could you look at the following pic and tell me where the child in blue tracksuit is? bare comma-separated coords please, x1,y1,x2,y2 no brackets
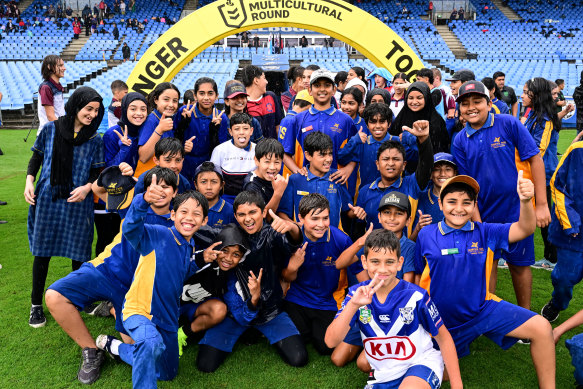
96,188,214,388
541,141,583,322
523,77,561,266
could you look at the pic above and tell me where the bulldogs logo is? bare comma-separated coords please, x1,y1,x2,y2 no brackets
399,307,414,324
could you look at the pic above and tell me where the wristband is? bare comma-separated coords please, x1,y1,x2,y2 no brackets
154,130,162,136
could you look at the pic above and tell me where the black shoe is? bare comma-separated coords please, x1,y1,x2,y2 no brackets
541,301,560,322
0,221,7,224
83,302,100,315
90,301,113,317
77,347,105,384
0,201,7,205
96,334,122,361
29,306,46,328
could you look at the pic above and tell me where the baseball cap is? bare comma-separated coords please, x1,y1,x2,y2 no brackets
456,80,490,103
224,81,248,99
378,191,410,216
295,89,314,104
445,69,476,82
216,224,250,261
309,69,335,86
193,161,223,181
433,152,456,168
96,166,136,212
439,175,480,200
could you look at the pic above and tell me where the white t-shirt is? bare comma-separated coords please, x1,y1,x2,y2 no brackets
210,140,256,197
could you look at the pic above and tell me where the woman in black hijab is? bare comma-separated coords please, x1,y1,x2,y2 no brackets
390,81,450,154
24,86,105,327
366,88,391,106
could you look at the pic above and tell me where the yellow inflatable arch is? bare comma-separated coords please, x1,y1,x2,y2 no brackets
127,0,424,95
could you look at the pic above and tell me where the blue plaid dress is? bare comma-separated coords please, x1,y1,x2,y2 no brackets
27,122,105,261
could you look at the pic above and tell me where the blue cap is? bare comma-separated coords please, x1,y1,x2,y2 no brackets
433,152,456,167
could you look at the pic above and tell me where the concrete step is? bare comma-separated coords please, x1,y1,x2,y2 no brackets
491,0,522,20
435,25,468,59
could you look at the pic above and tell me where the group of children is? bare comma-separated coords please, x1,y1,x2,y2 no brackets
25,54,583,388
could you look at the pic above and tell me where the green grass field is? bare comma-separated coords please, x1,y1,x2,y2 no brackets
0,129,581,388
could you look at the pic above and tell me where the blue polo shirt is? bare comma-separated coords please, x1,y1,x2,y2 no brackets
173,106,229,182
414,183,443,228
352,233,416,280
103,125,140,169
338,132,397,190
277,167,351,228
356,175,421,233
278,109,298,150
524,112,558,186
281,106,357,169
451,113,540,223
414,220,511,330
138,109,174,146
207,197,235,229
285,226,352,311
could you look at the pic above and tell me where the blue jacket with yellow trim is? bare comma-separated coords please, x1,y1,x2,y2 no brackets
549,141,583,251
525,112,559,186
121,194,205,331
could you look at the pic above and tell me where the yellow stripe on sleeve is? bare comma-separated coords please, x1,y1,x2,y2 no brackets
122,250,157,322
538,121,553,157
89,230,123,268
550,142,583,230
419,260,431,293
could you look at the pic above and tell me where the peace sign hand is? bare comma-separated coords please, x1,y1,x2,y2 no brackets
203,241,223,263
113,125,132,147
349,274,384,307
248,268,263,306
184,136,196,153
181,100,196,119
211,109,225,126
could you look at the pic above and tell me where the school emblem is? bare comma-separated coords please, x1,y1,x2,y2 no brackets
359,306,372,324
399,307,414,324
107,182,117,189
218,0,247,28
491,136,506,149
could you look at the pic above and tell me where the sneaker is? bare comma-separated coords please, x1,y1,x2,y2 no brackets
29,305,46,328
77,347,105,384
83,302,100,315
96,334,121,361
90,301,113,317
517,338,530,345
178,327,188,357
497,259,508,268
541,300,560,322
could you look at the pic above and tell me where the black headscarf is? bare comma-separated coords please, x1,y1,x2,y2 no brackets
51,86,104,199
366,88,391,105
118,92,148,138
389,81,450,153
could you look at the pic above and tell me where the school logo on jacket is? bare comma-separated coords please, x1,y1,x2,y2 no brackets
218,0,247,28
399,307,414,324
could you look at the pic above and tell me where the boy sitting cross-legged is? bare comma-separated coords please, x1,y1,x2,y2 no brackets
414,174,555,388
325,229,462,389
196,191,308,372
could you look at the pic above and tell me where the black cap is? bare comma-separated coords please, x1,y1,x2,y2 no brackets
96,166,136,212
456,80,490,102
216,224,250,262
378,191,410,216
445,69,476,82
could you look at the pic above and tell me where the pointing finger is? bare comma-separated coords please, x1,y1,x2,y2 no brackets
113,129,123,140
187,136,196,142
268,209,277,219
256,268,263,283
300,242,308,252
